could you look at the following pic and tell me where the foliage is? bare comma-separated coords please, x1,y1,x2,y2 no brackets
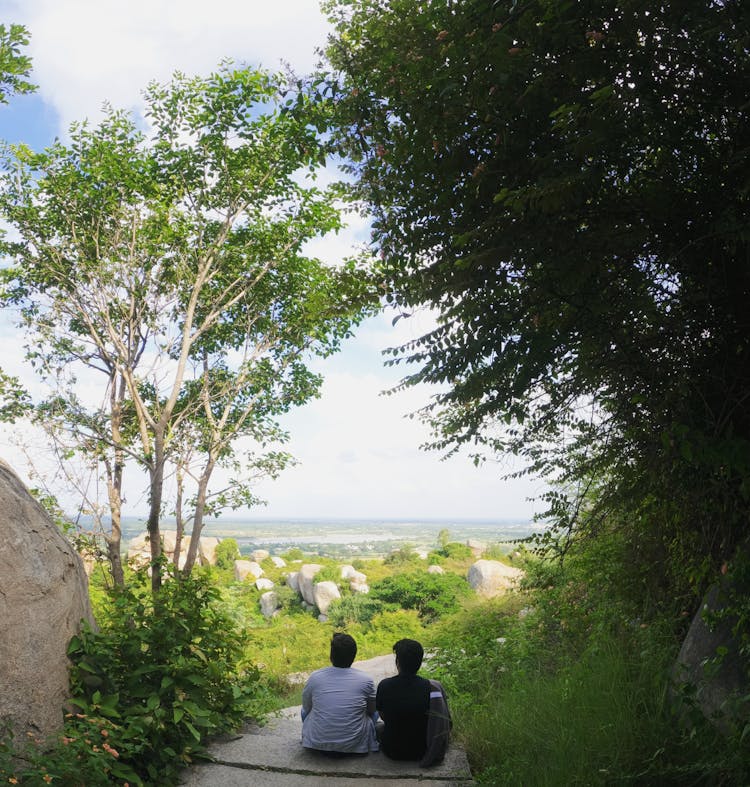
66,564,271,785
369,570,471,622
438,542,472,561
0,23,34,104
426,530,749,785
0,63,376,587
214,538,240,570
326,593,389,628
382,544,421,566
0,714,140,786
322,0,750,595
280,547,305,562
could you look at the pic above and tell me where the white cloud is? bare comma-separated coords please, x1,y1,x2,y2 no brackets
0,0,542,521
6,0,332,132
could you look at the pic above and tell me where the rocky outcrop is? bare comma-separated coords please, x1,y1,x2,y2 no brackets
255,578,274,591
271,556,286,568
0,461,95,740
468,559,524,597
313,581,341,615
298,564,322,605
251,549,270,562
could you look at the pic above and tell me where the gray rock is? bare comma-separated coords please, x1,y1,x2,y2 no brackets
298,564,322,605
340,564,357,579
0,461,95,741
427,564,445,575
251,549,270,562
271,556,286,568
234,560,264,581
468,559,524,597
260,591,280,618
286,571,300,593
350,581,370,594
674,576,750,731
313,580,341,615
255,578,275,591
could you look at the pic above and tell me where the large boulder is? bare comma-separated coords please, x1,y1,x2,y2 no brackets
198,536,219,566
313,581,341,615
674,577,750,731
298,564,323,605
468,559,524,597
286,571,300,593
255,578,274,591
0,462,95,740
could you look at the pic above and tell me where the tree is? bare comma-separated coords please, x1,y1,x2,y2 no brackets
322,0,750,586
0,65,375,588
0,23,34,104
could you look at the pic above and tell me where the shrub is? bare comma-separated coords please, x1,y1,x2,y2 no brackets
327,594,389,628
66,562,270,785
440,542,473,561
369,571,471,621
383,544,421,566
214,538,240,570
281,547,304,562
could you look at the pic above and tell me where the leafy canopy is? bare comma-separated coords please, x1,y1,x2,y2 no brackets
322,0,750,573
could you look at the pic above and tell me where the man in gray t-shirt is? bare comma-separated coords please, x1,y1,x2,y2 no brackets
301,633,379,754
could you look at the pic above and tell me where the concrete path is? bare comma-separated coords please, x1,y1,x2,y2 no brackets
180,655,474,786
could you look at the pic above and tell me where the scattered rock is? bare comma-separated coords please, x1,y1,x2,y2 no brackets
260,591,280,618
466,539,484,558
313,580,341,615
234,560,264,581
298,564,323,605
0,461,95,740
468,559,524,597
318,614,329,623
427,564,445,575
256,578,274,591
271,556,286,568
251,549,270,562
350,581,370,594
340,564,357,580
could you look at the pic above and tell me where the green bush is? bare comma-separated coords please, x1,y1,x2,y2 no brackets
369,570,471,621
66,563,270,785
280,547,304,562
440,542,473,561
383,544,421,566
327,594,390,628
214,538,240,570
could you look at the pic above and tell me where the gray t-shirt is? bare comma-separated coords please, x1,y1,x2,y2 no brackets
301,665,378,753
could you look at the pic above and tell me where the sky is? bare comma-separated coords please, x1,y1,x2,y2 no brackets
0,0,543,521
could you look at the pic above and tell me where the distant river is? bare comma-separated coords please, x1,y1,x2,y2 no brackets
117,516,544,558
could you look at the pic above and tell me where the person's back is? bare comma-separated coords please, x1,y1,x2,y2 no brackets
377,638,441,761
376,669,431,760
301,633,378,754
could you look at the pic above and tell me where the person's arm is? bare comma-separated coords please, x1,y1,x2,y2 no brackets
302,678,313,717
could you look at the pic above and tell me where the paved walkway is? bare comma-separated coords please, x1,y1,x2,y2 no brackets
180,656,474,786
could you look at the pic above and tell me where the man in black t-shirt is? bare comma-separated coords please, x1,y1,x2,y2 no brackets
375,638,432,760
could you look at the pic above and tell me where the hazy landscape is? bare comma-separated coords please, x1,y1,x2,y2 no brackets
119,516,541,559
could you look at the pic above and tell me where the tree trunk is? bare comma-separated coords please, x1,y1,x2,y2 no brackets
173,466,184,571
182,455,216,574
147,433,166,593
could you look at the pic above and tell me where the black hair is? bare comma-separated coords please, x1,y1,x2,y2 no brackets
393,638,424,675
330,632,357,668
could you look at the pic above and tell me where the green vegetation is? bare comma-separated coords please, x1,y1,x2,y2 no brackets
0,23,35,104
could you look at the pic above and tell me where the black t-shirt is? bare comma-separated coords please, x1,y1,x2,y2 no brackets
376,673,431,760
